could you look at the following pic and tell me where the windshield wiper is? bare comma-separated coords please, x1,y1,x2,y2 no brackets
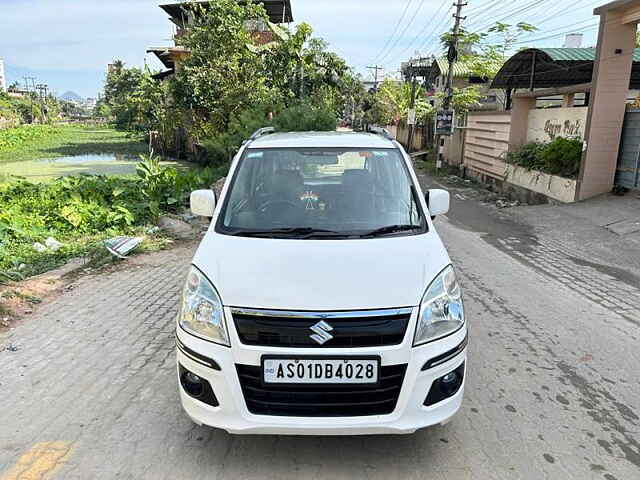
228,227,346,239
361,224,422,238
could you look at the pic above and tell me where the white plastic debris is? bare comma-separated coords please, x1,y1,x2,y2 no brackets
33,242,47,253
45,237,63,252
104,236,143,259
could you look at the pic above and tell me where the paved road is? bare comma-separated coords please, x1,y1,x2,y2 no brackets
1,179,639,479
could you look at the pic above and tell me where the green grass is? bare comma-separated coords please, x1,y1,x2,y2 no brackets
0,123,148,164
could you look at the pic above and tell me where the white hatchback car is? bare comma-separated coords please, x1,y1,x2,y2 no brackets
176,128,467,435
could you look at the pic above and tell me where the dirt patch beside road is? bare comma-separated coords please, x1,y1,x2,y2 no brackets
0,241,198,334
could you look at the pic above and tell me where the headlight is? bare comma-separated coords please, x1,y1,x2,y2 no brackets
178,266,229,346
414,265,464,346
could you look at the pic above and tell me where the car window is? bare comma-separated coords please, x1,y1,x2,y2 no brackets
216,147,426,239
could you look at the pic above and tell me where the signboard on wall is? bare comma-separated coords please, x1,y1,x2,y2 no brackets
526,107,589,142
435,110,454,136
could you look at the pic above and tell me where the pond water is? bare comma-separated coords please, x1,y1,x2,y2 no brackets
0,153,192,182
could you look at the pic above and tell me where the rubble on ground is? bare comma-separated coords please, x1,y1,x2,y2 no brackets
104,236,144,258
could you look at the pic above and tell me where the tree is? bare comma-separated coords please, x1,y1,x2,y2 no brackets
170,0,271,136
436,21,537,111
129,73,182,155
440,22,537,79
97,0,363,153
437,86,483,113
103,60,145,129
253,22,360,117
367,78,434,126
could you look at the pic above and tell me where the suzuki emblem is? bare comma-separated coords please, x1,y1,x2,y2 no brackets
310,321,334,345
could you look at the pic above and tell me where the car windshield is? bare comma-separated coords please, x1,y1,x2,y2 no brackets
216,147,426,238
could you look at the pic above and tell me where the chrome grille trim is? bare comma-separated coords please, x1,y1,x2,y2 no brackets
229,307,414,320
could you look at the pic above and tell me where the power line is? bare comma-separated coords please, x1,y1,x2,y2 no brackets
529,0,602,27
370,0,415,64
366,65,384,90
481,18,597,45
422,6,457,56
511,24,599,45
424,8,472,59
416,3,454,54
469,0,555,33
393,0,451,62
377,0,430,64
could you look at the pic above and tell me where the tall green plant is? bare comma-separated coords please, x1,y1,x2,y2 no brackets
136,153,222,217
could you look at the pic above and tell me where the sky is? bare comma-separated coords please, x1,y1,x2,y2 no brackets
0,0,602,99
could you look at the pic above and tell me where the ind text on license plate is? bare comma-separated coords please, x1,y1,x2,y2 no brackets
263,358,379,384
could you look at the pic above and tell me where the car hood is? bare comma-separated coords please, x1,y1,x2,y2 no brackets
192,231,451,311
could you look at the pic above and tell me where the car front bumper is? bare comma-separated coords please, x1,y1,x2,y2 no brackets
176,309,467,436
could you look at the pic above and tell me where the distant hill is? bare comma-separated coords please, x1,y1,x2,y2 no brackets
60,91,83,103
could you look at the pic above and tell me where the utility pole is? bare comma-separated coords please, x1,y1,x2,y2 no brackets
366,65,383,91
23,76,37,123
407,64,418,153
444,0,466,110
436,0,466,172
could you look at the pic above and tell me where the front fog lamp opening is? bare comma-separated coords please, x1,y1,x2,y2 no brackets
182,371,204,397
424,362,465,407
414,265,465,346
179,364,219,407
440,371,460,396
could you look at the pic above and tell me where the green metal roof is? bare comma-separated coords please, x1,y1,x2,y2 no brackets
538,48,598,62
538,47,640,62
434,57,474,77
433,57,503,78
491,47,640,89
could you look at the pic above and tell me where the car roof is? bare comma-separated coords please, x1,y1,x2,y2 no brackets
248,131,397,149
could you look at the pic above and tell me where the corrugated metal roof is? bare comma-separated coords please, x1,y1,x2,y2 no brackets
536,47,640,62
491,47,640,89
434,57,503,78
539,48,598,62
434,57,474,77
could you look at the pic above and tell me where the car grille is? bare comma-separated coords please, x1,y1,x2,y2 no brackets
236,364,407,417
231,307,412,348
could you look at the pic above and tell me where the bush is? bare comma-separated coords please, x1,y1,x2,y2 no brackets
0,125,60,153
506,142,545,171
0,159,226,280
507,137,582,179
201,101,337,167
202,104,274,166
539,137,583,178
273,102,337,132
136,153,224,218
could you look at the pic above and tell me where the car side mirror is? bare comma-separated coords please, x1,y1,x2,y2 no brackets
426,189,450,217
190,190,216,217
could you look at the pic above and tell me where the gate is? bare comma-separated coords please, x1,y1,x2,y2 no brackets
616,109,640,189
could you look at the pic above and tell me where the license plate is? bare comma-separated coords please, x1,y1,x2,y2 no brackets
262,358,379,384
